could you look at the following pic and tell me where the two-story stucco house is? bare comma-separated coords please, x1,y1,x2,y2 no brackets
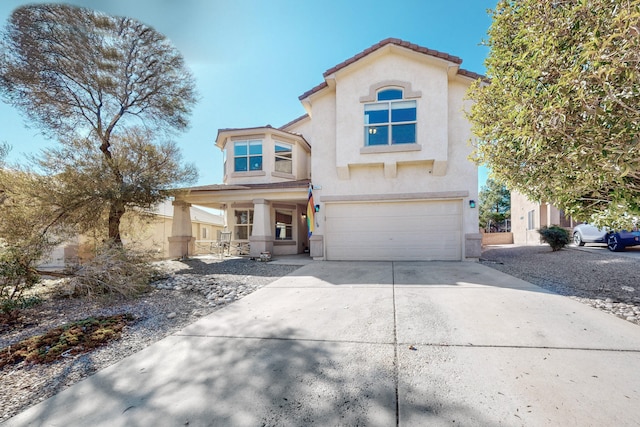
169,38,483,261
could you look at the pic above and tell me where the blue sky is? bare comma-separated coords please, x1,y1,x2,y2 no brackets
0,0,495,188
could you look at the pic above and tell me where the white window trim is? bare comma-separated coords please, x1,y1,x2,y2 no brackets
234,209,254,240
274,209,294,241
233,140,263,173
364,88,417,146
274,140,294,176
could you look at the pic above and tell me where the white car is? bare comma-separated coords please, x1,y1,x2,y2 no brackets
573,223,640,252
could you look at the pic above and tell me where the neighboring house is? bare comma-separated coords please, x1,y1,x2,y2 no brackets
39,200,224,268
170,38,483,261
132,200,225,258
511,190,577,245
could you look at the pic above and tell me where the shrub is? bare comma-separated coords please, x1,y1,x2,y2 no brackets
0,244,41,312
64,244,158,298
538,225,570,251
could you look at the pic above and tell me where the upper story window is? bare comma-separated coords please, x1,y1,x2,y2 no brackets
234,140,262,172
364,88,416,146
274,141,293,174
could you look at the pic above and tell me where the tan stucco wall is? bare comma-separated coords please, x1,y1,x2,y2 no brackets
511,190,576,246
334,52,449,171
511,191,542,245
303,48,479,259
39,211,223,268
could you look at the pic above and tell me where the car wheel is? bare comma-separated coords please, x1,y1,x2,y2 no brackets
607,233,625,252
573,232,585,246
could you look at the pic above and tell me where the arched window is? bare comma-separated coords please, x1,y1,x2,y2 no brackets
364,88,416,146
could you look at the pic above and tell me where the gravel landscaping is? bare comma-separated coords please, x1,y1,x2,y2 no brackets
1,246,638,422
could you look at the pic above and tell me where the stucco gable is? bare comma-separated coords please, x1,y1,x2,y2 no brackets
299,38,484,101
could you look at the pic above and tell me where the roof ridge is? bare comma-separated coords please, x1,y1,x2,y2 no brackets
300,38,471,100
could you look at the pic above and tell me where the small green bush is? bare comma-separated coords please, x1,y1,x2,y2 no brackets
0,245,41,312
538,225,570,251
0,295,43,313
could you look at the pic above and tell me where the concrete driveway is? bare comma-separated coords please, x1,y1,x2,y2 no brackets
6,261,640,426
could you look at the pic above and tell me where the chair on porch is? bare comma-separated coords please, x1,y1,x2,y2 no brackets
216,230,232,258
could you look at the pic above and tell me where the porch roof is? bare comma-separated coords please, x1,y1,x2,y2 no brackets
175,179,311,209
183,179,310,193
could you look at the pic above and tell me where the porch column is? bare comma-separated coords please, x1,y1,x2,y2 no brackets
249,198,273,257
168,200,195,258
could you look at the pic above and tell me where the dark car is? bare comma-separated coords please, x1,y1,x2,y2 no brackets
573,223,640,252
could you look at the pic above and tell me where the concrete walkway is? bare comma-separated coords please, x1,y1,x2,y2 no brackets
6,262,640,426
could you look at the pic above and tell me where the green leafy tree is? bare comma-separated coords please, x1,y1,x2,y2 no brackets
468,0,640,230
0,4,197,244
479,178,510,231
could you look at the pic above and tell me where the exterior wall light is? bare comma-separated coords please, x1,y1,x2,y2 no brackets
469,200,476,208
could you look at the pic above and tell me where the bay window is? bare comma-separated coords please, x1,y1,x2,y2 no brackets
274,142,293,174
234,140,262,172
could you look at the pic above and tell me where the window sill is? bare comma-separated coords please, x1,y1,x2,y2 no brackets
271,171,295,180
274,240,296,246
360,144,422,154
231,170,266,178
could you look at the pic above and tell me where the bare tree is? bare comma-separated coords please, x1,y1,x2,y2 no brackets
0,4,197,244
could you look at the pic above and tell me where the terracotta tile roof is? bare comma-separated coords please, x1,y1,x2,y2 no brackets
279,114,309,131
299,38,485,100
457,68,490,83
215,124,305,143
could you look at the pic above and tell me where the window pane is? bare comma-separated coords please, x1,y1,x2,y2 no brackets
392,124,416,144
365,107,389,124
234,157,247,172
249,142,262,155
275,211,293,240
377,89,403,101
365,125,389,145
249,155,262,171
275,142,292,153
234,142,247,156
275,225,293,240
236,226,248,240
391,101,416,122
275,157,292,173
235,210,248,224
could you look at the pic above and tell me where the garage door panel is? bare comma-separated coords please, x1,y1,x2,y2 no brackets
328,202,461,217
325,200,462,261
327,237,461,261
329,216,459,232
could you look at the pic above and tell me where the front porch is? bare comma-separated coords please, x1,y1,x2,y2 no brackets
169,180,311,259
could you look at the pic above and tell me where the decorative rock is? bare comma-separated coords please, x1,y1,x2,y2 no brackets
167,312,177,319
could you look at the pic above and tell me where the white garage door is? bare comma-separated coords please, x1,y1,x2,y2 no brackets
325,200,462,261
